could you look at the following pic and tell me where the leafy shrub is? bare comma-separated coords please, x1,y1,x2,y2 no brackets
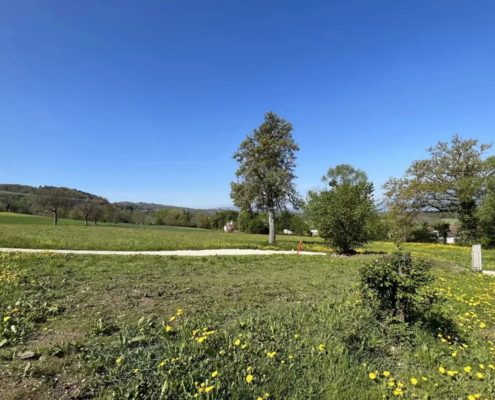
359,252,436,323
304,181,376,253
407,222,437,243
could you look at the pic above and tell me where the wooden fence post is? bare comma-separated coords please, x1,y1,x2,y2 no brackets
472,244,482,272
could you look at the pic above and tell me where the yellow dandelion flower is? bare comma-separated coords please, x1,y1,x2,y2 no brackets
447,371,455,376
476,372,483,379
134,369,139,373
319,344,325,351
177,309,183,316
169,316,175,322
3,316,10,322
362,363,367,367
264,394,270,398
369,373,377,379
197,336,207,343
246,375,253,383
468,396,475,400
383,371,390,377
474,395,482,399
205,386,214,393
192,329,199,336
479,364,485,369
212,371,218,378
235,339,241,346
247,366,252,372
422,377,427,381
388,382,395,387
439,367,446,374
294,334,299,338
242,344,247,349
116,358,122,364
489,365,495,370
201,383,206,388
267,352,276,358
464,366,472,374
410,378,418,385
452,352,457,357
166,326,172,332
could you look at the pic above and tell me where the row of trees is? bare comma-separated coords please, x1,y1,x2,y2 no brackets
229,111,495,252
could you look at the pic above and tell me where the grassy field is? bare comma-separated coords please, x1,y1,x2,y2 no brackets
1,252,495,399
1,212,495,270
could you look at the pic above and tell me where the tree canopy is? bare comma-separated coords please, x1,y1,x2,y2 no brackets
230,112,300,243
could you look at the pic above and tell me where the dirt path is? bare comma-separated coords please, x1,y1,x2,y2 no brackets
0,247,325,256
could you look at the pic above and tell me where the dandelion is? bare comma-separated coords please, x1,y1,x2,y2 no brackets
480,323,486,328
177,309,183,316
169,316,175,322
201,383,206,388
166,326,172,332
264,394,270,398
452,352,457,357
212,371,218,378
235,339,241,346
388,382,395,387
319,344,325,351
383,371,390,377
197,336,207,343
294,334,299,338
362,363,367,367
422,377,427,381
447,371,455,376
369,373,377,380
410,378,418,385
489,365,495,370
246,375,253,383
473,395,481,399
3,316,10,322
479,364,485,369
134,369,139,373
439,367,446,374
267,352,276,358
468,396,475,400
464,366,472,374
476,372,483,379
116,358,122,364
192,329,199,336
219,350,225,355
247,366,252,372
205,386,214,393
242,344,247,349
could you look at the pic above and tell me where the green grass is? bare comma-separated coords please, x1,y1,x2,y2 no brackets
1,252,495,399
2,212,495,270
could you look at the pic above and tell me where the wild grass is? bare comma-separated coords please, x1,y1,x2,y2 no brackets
2,212,495,269
1,252,495,399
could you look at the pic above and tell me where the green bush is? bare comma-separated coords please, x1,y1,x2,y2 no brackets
359,252,436,323
407,222,437,243
304,181,375,253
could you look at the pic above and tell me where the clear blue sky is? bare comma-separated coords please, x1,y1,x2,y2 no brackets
1,0,494,208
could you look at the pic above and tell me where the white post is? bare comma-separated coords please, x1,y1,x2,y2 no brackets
472,244,482,272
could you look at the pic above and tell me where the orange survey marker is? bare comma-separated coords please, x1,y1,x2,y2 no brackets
297,241,303,254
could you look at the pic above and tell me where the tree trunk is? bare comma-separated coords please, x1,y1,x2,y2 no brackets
268,209,276,244
53,211,58,226
84,216,88,226
94,218,97,226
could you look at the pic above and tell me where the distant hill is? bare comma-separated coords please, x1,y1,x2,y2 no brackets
0,184,225,215
0,184,106,202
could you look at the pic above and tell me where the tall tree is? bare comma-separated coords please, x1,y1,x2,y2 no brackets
383,135,495,243
38,186,69,226
90,202,106,225
230,112,300,243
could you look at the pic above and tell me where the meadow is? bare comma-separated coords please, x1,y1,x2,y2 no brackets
1,252,495,399
1,212,495,270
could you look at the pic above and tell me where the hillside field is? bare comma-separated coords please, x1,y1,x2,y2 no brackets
1,212,495,270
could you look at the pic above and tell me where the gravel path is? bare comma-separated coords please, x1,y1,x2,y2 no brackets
0,248,325,257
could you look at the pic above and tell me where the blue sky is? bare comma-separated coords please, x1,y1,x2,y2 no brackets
1,0,494,208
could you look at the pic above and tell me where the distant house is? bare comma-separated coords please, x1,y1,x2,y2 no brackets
310,229,319,237
446,225,460,244
223,220,235,233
